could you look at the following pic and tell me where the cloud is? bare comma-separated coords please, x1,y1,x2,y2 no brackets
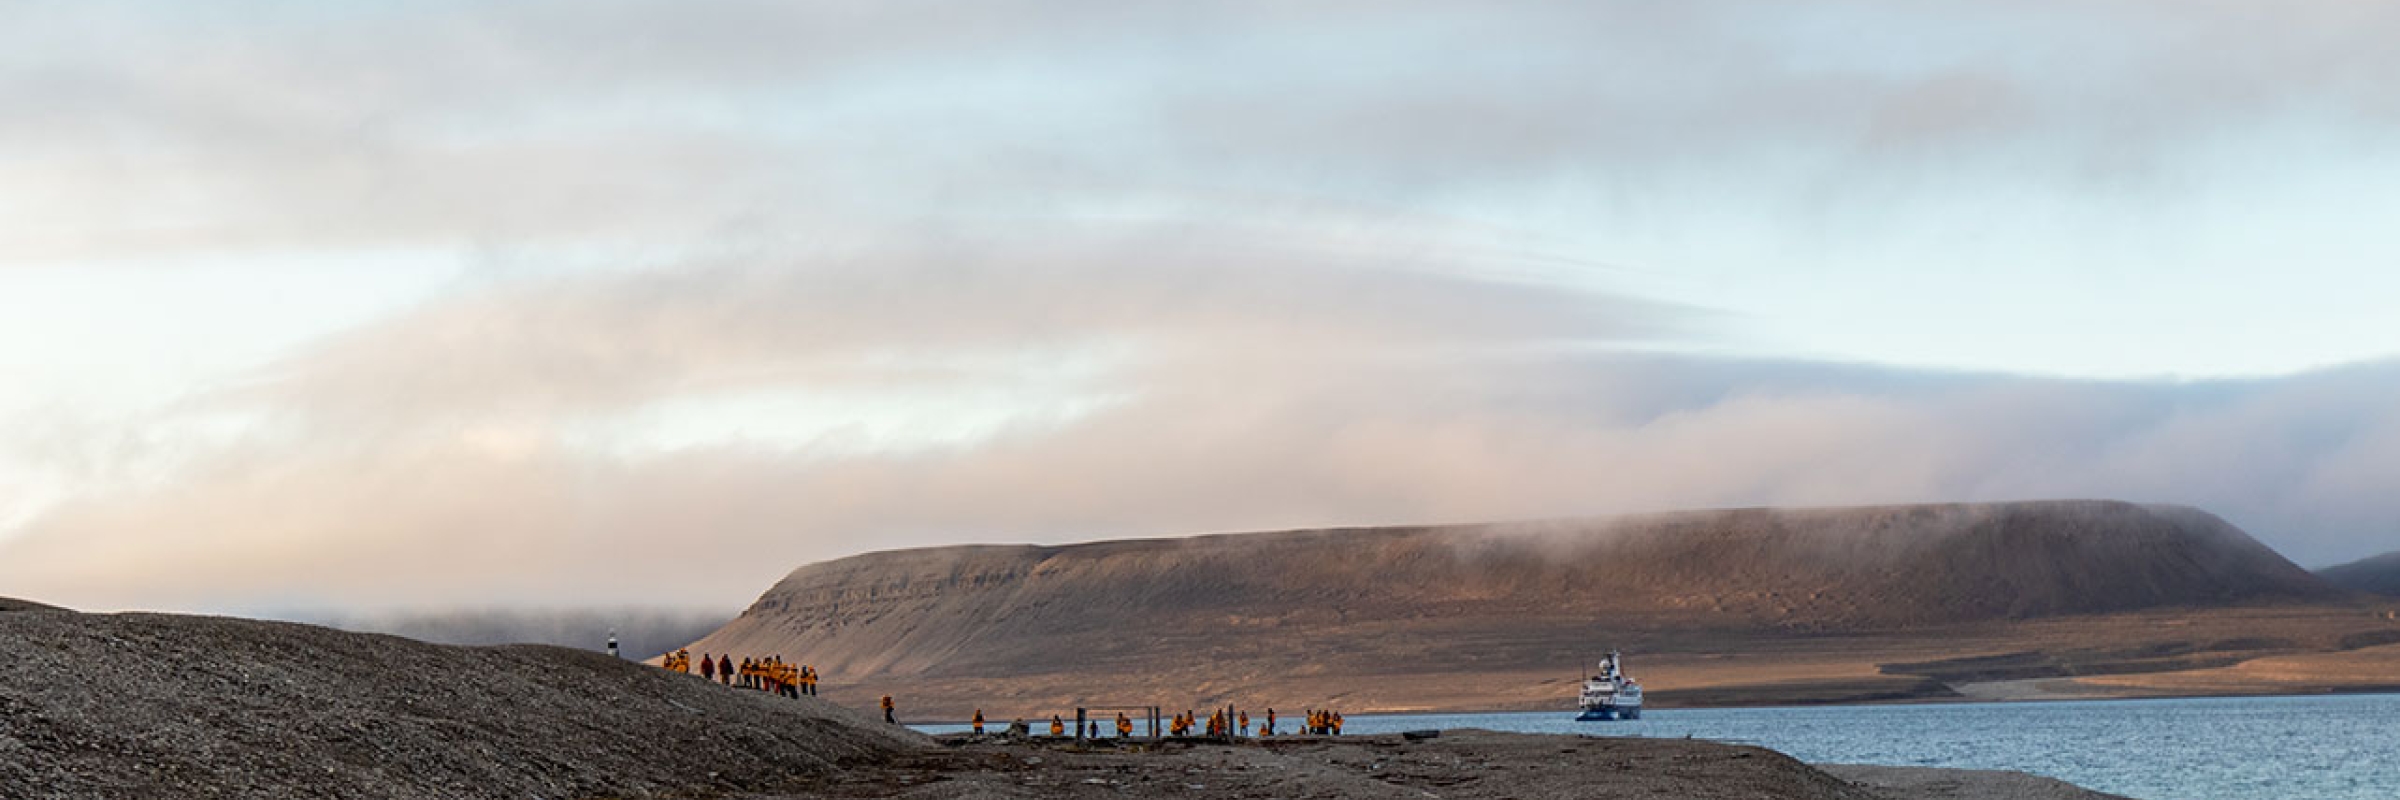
9,0,2400,264
2,241,2394,613
5,1,2400,614
219,230,1693,428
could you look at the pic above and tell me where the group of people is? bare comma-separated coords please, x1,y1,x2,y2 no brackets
661,648,819,699
967,710,1136,738
959,705,1345,738
1165,706,1339,737
1170,709,1240,737
1040,714,1131,738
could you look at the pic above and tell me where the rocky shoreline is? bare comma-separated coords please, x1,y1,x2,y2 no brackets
747,730,2132,800
1,599,2132,799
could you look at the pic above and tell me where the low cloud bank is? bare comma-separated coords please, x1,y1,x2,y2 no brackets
1,245,2392,613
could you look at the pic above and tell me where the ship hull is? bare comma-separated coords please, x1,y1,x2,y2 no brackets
1575,702,1641,721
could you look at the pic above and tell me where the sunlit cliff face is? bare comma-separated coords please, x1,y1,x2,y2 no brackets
4,1,2399,613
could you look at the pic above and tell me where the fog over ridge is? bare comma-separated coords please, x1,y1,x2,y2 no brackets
5,1,2400,614
1,241,2393,613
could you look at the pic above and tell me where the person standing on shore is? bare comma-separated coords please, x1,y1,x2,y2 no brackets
1263,708,1275,736
972,709,985,735
700,653,715,682
717,654,732,685
881,694,895,723
1116,712,1131,738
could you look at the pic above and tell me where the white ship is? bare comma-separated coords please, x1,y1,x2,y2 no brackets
1576,650,1643,721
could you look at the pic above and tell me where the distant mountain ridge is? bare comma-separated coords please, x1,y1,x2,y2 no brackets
2319,550,2400,596
310,607,730,661
686,500,2340,706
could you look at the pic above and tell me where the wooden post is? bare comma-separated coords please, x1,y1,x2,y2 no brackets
1076,708,1087,744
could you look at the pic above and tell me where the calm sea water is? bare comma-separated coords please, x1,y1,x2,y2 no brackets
918,693,2400,800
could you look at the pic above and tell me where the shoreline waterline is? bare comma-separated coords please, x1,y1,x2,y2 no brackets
913,692,2400,800
903,686,2400,727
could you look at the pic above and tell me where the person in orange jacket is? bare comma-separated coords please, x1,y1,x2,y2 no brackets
1116,712,1132,738
972,709,985,735
881,694,896,723
1049,715,1065,737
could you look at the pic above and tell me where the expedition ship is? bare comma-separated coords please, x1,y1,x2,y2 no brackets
1576,651,1643,720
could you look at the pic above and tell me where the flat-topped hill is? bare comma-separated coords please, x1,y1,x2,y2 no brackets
0,600,923,800
685,501,2357,715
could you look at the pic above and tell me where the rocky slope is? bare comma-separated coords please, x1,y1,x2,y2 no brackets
0,600,924,800
2318,550,2400,596
683,501,2365,716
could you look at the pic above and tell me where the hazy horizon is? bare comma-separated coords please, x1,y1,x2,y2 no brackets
6,1,2399,615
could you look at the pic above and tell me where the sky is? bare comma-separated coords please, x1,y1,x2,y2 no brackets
4,0,2398,614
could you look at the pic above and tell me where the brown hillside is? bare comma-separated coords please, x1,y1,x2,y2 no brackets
686,501,2365,716
0,600,923,800
2319,550,2400,596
